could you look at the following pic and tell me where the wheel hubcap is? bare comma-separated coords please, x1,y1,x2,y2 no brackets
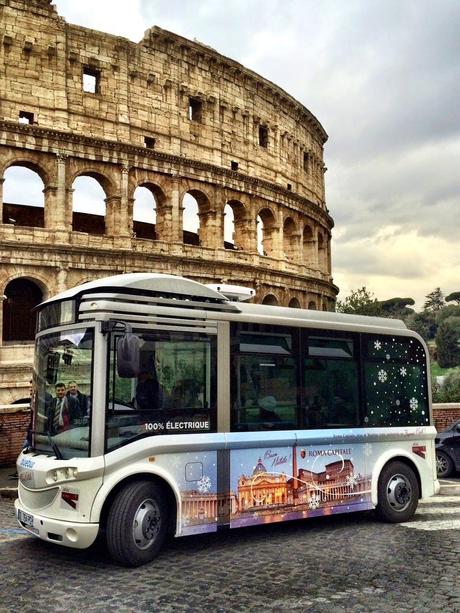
132,498,161,550
386,474,412,512
437,455,448,475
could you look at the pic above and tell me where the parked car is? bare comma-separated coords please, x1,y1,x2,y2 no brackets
435,420,460,478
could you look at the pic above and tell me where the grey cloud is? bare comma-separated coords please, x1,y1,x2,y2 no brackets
333,241,428,280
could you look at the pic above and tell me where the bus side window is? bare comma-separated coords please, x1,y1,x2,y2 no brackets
230,327,298,432
304,334,360,429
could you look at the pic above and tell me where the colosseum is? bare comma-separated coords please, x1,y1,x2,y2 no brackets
0,0,337,404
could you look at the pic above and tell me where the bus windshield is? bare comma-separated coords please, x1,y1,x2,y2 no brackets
33,327,94,458
106,330,217,450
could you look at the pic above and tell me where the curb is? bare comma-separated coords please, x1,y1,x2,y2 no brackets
439,484,460,496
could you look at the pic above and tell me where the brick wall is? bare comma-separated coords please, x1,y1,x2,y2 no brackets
0,405,29,467
432,403,460,432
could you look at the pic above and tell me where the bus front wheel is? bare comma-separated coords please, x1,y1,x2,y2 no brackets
376,461,419,523
106,480,168,567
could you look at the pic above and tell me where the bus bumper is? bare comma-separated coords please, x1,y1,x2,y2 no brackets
14,498,99,549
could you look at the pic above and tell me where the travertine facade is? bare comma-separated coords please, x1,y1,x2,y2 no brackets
0,0,337,403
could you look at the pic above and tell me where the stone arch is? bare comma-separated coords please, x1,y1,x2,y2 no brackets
283,217,299,261
257,207,277,256
1,156,52,187
2,163,45,228
2,277,45,342
70,170,113,235
224,199,247,250
308,300,317,310
288,297,301,308
132,182,166,240
262,293,279,306
303,224,316,267
182,188,212,247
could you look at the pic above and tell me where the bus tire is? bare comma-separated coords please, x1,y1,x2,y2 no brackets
106,480,168,567
376,461,419,523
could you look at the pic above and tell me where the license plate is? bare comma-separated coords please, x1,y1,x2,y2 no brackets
18,509,34,528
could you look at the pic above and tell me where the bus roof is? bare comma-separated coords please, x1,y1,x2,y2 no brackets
40,273,229,305
40,272,407,333
235,301,407,331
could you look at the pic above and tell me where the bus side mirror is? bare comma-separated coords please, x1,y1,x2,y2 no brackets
117,334,140,378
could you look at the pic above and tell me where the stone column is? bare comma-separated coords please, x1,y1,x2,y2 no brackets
169,176,182,242
0,177,4,224
198,208,220,249
266,224,281,258
56,153,68,230
65,188,74,229
56,266,68,293
118,165,131,238
234,214,257,252
43,185,58,229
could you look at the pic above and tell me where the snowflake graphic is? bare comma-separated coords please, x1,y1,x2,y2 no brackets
400,367,407,377
346,474,358,489
308,493,321,509
378,369,388,383
409,398,419,411
197,475,211,494
363,443,373,457
374,341,382,350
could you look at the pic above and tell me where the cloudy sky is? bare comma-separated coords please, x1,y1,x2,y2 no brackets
45,1,459,307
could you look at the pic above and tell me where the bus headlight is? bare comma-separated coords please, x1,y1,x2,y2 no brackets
46,467,78,485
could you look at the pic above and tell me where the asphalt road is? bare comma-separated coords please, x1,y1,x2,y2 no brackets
1,494,460,613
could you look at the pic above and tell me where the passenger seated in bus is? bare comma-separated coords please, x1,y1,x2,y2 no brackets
304,384,327,427
258,396,281,423
135,370,160,411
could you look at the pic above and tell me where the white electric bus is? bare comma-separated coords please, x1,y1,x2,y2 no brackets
15,273,439,566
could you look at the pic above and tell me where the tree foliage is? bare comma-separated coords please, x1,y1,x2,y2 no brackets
446,292,460,305
336,287,383,316
436,304,460,324
436,317,460,368
423,287,445,312
378,297,415,318
405,311,437,341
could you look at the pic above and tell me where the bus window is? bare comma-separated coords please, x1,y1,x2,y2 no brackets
303,334,360,428
231,327,297,431
363,334,429,427
107,330,217,449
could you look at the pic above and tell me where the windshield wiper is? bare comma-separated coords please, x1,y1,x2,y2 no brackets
46,431,63,460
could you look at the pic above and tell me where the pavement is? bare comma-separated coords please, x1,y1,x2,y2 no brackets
0,465,18,499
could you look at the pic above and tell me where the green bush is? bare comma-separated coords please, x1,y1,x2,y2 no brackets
432,370,460,403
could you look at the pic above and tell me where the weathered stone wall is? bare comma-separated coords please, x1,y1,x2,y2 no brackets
0,0,337,403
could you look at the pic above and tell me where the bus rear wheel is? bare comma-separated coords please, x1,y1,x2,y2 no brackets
106,480,168,567
376,461,419,523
